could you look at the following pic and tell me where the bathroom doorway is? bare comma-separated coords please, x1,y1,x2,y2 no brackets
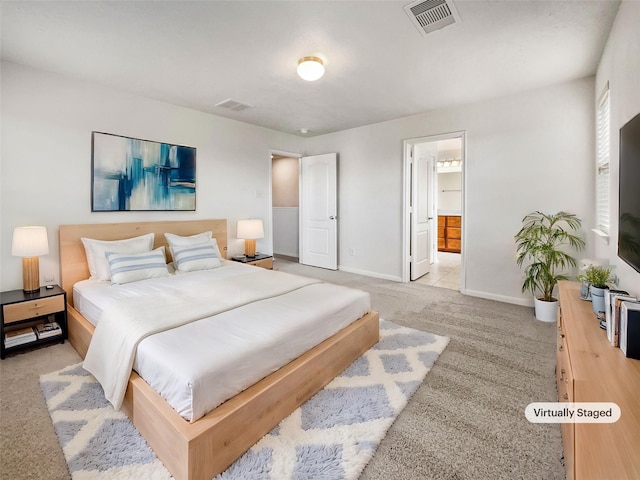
403,132,465,291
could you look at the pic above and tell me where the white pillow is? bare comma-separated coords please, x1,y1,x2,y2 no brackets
105,247,169,285
81,233,155,281
164,231,223,259
171,242,221,272
164,231,212,246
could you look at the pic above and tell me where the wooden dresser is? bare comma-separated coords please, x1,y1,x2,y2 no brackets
557,281,640,480
437,215,461,253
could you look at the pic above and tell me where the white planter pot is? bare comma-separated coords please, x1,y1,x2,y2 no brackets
534,297,559,322
590,285,608,316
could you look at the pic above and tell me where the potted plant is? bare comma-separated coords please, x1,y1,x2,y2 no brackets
583,265,615,316
576,272,591,300
576,260,597,300
515,211,585,322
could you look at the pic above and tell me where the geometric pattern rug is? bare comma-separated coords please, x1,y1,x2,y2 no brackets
40,320,449,480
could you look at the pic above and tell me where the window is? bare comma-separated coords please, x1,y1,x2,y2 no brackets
595,84,610,235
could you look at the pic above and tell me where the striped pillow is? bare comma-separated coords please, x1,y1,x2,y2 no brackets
105,247,170,285
164,231,224,259
82,233,155,281
171,243,221,272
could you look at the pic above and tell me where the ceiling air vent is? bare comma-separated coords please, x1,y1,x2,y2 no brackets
404,0,461,36
215,98,254,112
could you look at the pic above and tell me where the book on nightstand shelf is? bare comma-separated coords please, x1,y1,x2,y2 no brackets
4,327,37,347
34,321,62,339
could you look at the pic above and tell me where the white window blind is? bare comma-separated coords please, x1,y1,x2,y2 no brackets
596,85,610,234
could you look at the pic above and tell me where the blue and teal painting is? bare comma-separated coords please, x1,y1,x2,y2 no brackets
91,132,196,211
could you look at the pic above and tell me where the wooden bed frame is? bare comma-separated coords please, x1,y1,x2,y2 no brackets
59,219,380,480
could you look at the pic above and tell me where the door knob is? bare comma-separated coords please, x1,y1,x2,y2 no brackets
329,216,337,220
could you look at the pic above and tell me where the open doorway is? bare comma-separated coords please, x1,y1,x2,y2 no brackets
270,151,301,261
402,132,465,291
270,150,339,270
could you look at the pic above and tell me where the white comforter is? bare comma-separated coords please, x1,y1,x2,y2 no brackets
83,266,320,410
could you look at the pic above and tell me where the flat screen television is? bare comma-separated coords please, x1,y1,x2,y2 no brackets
618,112,640,272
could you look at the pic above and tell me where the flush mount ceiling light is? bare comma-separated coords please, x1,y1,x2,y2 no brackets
297,56,325,81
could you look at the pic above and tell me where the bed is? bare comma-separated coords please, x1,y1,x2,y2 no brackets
59,219,380,480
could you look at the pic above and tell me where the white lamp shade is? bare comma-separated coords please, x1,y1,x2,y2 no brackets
237,219,264,240
12,226,49,257
297,56,325,81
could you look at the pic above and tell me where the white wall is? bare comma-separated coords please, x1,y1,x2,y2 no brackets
438,172,462,214
594,0,640,297
0,62,303,291
0,62,604,305
305,78,596,303
272,156,299,207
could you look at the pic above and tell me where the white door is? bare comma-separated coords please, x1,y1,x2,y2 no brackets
300,153,338,270
410,143,436,280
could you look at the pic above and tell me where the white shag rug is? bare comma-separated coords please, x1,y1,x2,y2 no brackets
40,320,449,479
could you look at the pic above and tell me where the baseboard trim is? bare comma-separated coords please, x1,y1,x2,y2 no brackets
462,288,534,307
273,254,299,263
273,250,299,258
338,265,402,282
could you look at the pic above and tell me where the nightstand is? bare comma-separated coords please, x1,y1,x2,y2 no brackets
231,253,274,269
1,285,67,359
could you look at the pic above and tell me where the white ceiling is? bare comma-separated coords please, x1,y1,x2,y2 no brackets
0,1,620,137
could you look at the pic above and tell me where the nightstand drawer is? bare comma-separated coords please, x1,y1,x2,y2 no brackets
251,258,273,269
3,295,65,324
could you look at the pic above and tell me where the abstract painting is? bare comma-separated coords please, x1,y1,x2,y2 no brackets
91,132,196,211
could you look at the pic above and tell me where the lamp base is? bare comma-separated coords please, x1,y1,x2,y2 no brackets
22,256,41,293
244,239,257,257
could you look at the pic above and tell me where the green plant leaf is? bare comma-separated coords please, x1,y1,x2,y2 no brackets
514,211,585,299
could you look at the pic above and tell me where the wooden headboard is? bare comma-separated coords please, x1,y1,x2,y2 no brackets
59,219,227,306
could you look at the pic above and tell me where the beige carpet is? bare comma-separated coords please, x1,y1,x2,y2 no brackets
0,257,564,480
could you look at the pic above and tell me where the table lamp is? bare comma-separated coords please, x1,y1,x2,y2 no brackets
237,219,264,258
12,226,49,293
